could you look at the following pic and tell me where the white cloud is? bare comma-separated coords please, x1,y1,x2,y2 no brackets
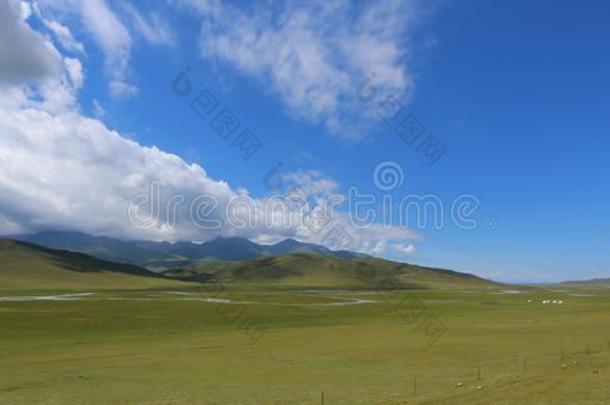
92,98,106,118
63,56,83,87
0,61,417,250
0,82,232,241
0,0,62,84
31,0,86,55
80,0,137,97
33,56,83,112
109,79,139,98
0,76,417,250
371,240,387,256
394,243,416,256
40,17,85,54
282,170,339,197
177,0,417,138
123,3,175,46
19,0,32,19
35,0,176,98
37,0,138,97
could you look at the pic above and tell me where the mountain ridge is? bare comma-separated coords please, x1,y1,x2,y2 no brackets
11,231,367,270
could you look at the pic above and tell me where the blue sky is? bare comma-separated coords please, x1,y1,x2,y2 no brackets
0,0,609,282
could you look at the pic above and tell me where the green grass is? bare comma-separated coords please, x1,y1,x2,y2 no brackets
1,286,610,403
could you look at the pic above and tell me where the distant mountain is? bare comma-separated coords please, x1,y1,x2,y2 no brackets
16,231,174,266
12,231,367,270
195,237,264,260
164,252,495,289
0,239,191,290
554,278,610,288
268,238,332,255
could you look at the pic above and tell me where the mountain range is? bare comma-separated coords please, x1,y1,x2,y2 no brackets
1,230,604,291
12,231,366,270
0,238,495,291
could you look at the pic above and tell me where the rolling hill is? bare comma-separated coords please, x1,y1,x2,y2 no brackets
0,239,192,290
164,252,496,289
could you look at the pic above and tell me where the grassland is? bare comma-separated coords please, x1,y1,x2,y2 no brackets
1,240,608,403
2,285,610,404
